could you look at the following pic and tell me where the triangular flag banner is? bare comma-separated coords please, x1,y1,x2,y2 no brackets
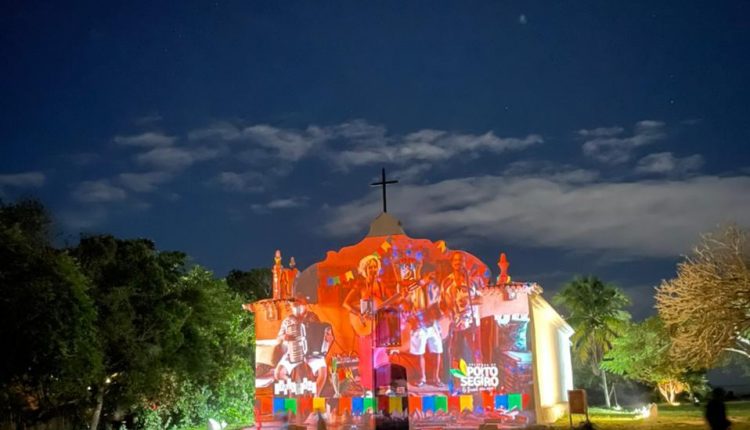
390,396,404,413
284,398,297,413
345,271,354,281
381,241,392,251
408,396,422,414
313,397,325,412
352,397,364,415
435,395,448,412
298,397,312,416
459,395,473,412
508,393,522,410
448,396,460,412
436,240,447,253
273,397,285,414
332,276,341,285
339,396,352,414
495,394,509,410
422,396,435,412
363,396,375,413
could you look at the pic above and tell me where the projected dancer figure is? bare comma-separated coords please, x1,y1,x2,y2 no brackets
442,251,482,365
343,254,389,392
275,296,333,396
397,255,444,387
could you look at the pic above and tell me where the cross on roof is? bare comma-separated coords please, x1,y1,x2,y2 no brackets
370,167,398,213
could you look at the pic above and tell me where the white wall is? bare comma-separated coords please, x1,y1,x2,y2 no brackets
530,295,574,423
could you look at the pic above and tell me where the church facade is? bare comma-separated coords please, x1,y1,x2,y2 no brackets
247,212,574,428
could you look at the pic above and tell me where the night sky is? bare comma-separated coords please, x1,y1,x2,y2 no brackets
2,1,750,330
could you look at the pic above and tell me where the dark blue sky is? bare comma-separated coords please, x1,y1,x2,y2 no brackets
2,1,750,327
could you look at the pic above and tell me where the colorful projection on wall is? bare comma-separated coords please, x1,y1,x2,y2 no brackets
249,234,537,428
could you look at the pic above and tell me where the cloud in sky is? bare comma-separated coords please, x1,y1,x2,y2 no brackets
635,152,704,175
114,132,176,147
187,119,541,174
251,196,309,214
72,180,127,203
324,174,750,258
0,171,46,188
189,121,330,161
332,128,542,168
214,171,265,193
504,160,600,184
118,171,173,192
135,145,223,170
580,120,666,164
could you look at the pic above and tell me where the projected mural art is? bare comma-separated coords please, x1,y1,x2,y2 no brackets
246,213,573,429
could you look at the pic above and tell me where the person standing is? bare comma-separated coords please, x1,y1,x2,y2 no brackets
395,256,443,387
343,254,388,392
705,387,731,430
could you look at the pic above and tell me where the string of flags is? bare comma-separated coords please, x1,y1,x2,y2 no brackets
325,238,451,287
259,392,530,416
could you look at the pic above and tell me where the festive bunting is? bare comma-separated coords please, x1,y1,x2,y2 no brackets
352,397,364,415
459,395,473,412
408,396,422,414
495,394,509,410
389,397,403,413
313,397,325,412
273,397,285,414
435,395,448,412
522,393,531,410
422,396,435,413
377,396,388,413
344,271,354,281
436,240,447,253
363,396,375,413
332,276,340,285
284,398,297,414
482,391,494,411
339,396,352,414
381,241,392,251
298,397,312,416
448,395,460,412
508,393,522,410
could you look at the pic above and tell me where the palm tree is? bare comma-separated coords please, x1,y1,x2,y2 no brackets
553,275,631,409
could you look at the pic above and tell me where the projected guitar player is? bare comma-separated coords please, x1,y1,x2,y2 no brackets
343,254,391,391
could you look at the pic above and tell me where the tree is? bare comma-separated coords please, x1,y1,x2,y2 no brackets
71,235,191,430
0,200,102,426
226,268,272,302
656,225,750,369
554,276,631,408
602,317,705,405
225,268,270,376
72,237,256,429
140,267,254,429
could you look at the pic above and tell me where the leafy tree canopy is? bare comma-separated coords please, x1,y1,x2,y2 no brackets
226,268,272,302
0,199,101,424
602,317,706,404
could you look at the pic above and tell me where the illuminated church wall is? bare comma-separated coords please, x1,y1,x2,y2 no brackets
249,216,572,428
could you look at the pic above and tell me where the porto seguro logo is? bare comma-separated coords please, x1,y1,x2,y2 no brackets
450,359,499,392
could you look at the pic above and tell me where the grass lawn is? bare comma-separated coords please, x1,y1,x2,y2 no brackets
551,400,750,429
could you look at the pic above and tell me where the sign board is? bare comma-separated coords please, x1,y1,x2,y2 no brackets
568,389,587,414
